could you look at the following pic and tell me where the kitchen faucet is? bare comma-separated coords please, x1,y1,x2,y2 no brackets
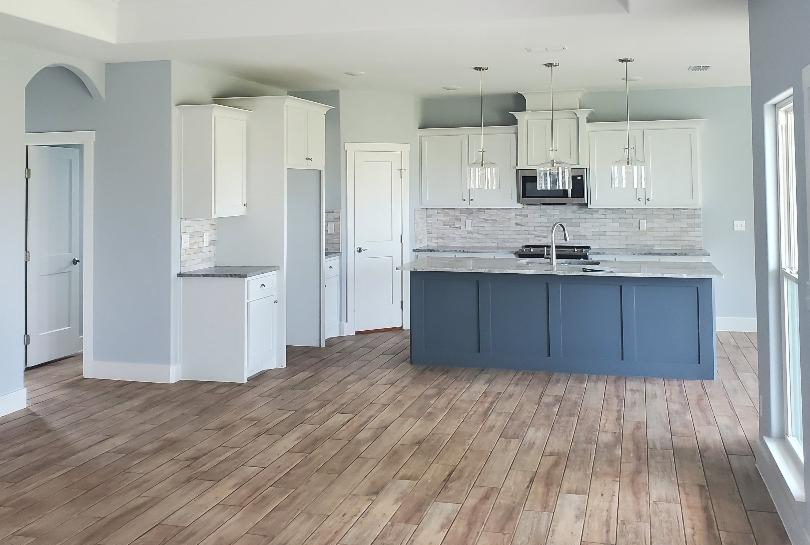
550,222,570,270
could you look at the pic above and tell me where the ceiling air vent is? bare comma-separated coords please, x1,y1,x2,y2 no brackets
688,65,711,72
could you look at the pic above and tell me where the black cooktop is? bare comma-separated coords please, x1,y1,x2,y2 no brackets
515,244,591,260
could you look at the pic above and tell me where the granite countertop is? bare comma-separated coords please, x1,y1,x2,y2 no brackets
412,246,710,257
325,252,341,259
178,266,279,279
400,256,721,279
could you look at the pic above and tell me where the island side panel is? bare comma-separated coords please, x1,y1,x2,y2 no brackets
409,271,716,380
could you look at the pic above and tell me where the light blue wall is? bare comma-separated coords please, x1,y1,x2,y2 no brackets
748,1,810,542
26,61,174,366
419,93,524,128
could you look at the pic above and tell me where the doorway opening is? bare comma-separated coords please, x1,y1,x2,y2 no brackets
345,143,411,334
25,132,95,370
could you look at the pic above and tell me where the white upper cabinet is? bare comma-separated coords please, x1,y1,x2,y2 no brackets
179,105,250,219
588,120,704,209
420,133,466,207
285,99,330,170
467,132,517,207
511,109,591,169
419,127,518,208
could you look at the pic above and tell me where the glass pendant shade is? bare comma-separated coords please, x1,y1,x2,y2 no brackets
469,150,500,189
610,150,647,189
537,156,572,190
468,66,499,190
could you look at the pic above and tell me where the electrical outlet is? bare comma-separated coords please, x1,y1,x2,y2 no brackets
734,220,746,232
639,219,647,231
464,219,473,230
203,232,211,247
181,233,190,249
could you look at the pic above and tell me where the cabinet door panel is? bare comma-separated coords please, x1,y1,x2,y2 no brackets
325,275,340,339
468,133,517,207
420,134,467,207
526,118,578,166
588,129,645,208
307,110,326,169
286,105,309,168
645,128,699,207
247,297,273,376
213,115,247,217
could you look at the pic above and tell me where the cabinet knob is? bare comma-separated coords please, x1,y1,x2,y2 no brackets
243,203,247,207
461,197,467,202
356,247,368,253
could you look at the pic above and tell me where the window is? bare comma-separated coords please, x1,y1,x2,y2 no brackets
776,97,803,457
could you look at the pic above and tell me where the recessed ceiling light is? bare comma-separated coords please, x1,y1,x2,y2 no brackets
344,71,366,77
688,65,711,72
442,85,461,91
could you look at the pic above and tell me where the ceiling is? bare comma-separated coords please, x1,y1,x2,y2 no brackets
0,0,751,95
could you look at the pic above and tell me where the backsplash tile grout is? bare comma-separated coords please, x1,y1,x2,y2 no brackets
415,206,703,250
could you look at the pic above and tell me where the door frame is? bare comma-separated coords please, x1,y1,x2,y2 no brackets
25,131,95,372
345,143,411,335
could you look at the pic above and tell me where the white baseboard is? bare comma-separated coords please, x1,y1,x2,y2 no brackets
756,440,810,545
340,322,354,336
0,388,27,417
84,360,176,383
717,316,757,332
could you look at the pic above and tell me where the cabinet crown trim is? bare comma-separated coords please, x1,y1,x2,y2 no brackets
216,95,333,113
177,104,252,117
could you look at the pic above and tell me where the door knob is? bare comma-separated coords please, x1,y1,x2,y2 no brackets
72,258,81,265
356,247,368,253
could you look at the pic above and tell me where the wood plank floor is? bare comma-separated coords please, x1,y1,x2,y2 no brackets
0,330,792,545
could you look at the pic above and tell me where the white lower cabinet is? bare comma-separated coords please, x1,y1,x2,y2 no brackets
181,271,280,383
324,255,340,340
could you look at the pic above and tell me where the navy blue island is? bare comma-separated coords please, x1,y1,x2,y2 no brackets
402,257,722,380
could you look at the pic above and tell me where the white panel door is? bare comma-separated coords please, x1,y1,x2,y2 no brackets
353,151,403,331
420,134,467,207
468,132,517,207
588,129,646,208
27,146,82,367
644,128,700,208
213,114,247,217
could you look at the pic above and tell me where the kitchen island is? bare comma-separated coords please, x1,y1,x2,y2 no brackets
402,257,722,379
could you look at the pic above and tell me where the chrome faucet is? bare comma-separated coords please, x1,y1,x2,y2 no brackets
550,222,569,270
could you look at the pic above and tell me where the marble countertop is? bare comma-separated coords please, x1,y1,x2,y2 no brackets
412,246,710,257
400,256,721,279
178,266,279,279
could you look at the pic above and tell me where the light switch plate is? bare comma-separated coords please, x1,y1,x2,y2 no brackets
327,222,336,234
181,233,190,249
734,220,746,232
639,219,647,231
203,232,211,247
464,219,473,230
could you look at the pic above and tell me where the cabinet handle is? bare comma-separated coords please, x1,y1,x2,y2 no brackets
273,300,278,304
243,203,247,207
461,197,467,202
260,283,266,288
646,197,651,202
306,157,313,161
637,197,642,202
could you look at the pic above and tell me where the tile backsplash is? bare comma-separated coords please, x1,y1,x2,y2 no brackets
325,210,341,253
181,219,217,271
415,207,703,250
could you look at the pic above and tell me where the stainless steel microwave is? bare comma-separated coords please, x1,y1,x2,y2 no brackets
517,168,588,205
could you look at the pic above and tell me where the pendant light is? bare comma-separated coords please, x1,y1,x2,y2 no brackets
611,58,648,189
468,66,499,190
537,62,572,191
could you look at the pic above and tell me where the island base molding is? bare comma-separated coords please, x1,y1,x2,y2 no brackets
410,272,716,380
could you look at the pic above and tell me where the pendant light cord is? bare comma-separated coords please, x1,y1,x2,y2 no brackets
623,59,632,163
550,64,555,159
479,69,485,165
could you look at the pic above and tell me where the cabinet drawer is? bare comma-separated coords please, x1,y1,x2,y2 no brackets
325,257,340,279
247,274,277,301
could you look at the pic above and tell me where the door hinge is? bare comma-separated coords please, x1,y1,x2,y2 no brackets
24,250,30,262
24,334,30,347
24,168,31,180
